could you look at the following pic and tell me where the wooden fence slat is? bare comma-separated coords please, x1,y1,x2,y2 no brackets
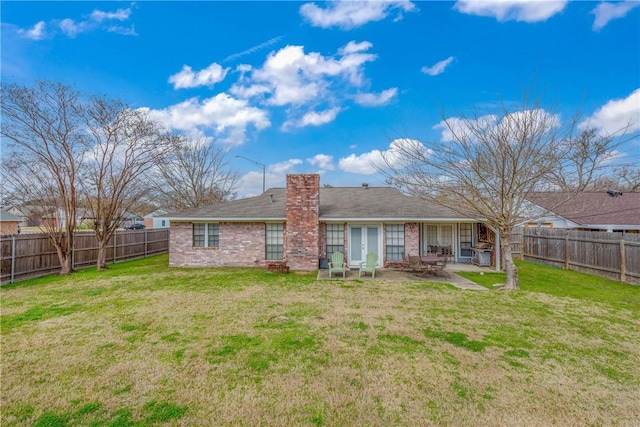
0,229,169,285
511,227,639,285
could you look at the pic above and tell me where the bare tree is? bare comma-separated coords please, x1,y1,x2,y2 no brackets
380,98,625,290
585,165,640,192
80,98,172,270
148,136,238,210
1,81,86,274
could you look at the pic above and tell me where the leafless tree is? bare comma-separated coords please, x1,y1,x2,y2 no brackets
380,98,626,290
80,98,173,270
585,165,640,192
1,81,86,274
148,136,238,210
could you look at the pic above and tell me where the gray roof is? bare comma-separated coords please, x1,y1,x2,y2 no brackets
527,192,640,227
0,209,22,222
164,187,472,221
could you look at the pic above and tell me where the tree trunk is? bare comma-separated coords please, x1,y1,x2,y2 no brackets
500,231,520,290
52,234,74,275
96,240,108,271
57,248,73,275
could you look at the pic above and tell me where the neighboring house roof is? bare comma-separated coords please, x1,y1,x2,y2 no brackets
0,209,22,222
164,187,475,222
144,209,169,218
527,192,640,227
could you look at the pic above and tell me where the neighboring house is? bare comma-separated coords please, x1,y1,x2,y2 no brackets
163,174,500,271
525,192,640,233
0,209,22,235
123,213,145,228
144,209,170,229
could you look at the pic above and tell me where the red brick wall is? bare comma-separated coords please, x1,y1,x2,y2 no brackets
169,221,267,267
0,221,19,236
285,174,320,271
405,223,420,257
318,222,327,258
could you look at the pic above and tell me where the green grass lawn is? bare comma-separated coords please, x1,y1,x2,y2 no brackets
1,255,639,426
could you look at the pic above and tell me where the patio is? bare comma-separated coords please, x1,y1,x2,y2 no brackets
316,262,493,290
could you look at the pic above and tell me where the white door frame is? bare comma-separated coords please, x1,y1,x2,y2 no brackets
347,224,382,267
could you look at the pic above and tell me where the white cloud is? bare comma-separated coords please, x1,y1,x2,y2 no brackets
339,138,427,174
580,89,640,135
141,93,271,146
18,21,46,40
307,154,335,170
355,88,398,106
107,25,137,36
300,0,417,30
168,63,229,89
592,1,640,31
232,42,377,107
421,56,455,76
454,0,568,23
90,7,132,22
434,110,559,143
59,18,83,37
339,40,373,55
23,4,136,40
269,159,303,174
433,115,498,142
283,108,341,130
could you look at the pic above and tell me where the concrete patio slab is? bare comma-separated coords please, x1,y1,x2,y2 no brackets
316,263,491,291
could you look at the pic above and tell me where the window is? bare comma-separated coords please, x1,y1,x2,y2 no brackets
161,220,166,227
208,224,219,247
193,224,205,247
266,223,284,260
326,223,344,258
193,223,219,248
459,223,473,257
386,224,405,261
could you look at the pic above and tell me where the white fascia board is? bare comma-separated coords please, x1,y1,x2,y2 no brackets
582,224,640,230
319,217,482,222
168,217,286,222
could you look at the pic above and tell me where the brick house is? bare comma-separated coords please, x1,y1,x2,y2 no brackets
0,209,22,236
164,174,498,271
525,192,640,233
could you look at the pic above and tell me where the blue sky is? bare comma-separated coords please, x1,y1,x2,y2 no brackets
2,1,639,197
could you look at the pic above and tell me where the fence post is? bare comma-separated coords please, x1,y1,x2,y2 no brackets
71,232,75,270
113,232,117,264
10,235,16,284
520,232,525,260
620,240,626,283
564,235,569,270
144,230,148,257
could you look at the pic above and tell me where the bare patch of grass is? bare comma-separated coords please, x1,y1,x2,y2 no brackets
1,255,639,426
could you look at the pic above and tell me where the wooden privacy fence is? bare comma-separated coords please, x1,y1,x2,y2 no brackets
1,229,169,285
511,227,640,285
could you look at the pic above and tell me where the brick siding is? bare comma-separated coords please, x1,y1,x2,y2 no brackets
0,221,19,236
285,174,320,271
169,221,267,267
404,223,420,257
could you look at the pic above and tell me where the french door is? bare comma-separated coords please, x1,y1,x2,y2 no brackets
348,225,381,267
423,224,455,255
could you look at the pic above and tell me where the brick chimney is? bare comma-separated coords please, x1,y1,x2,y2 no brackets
285,174,320,271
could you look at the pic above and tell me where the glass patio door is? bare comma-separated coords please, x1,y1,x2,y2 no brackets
424,224,454,255
348,225,380,267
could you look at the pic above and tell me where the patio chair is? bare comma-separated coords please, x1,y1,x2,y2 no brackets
358,252,378,278
328,252,347,278
432,252,449,277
